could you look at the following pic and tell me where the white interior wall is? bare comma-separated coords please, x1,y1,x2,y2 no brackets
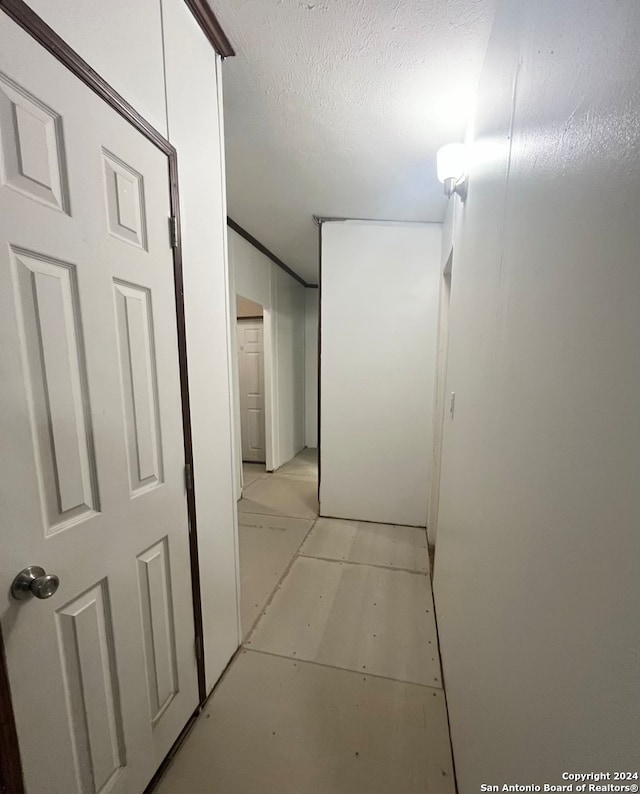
320,221,441,527
434,0,640,787
24,0,240,693
427,199,456,547
237,295,264,317
228,227,306,486
274,266,306,462
25,0,168,136
160,0,239,693
227,229,273,493
304,289,319,448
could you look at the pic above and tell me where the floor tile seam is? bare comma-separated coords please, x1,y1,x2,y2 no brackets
246,477,317,487
238,508,319,521
270,472,317,479
246,467,315,476
238,515,315,530
318,514,428,532
241,647,445,692
251,546,442,687
296,552,432,578
242,511,321,642
253,547,440,685
269,477,317,484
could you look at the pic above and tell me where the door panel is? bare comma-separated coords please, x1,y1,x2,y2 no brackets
113,280,163,494
237,319,266,463
0,14,198,794
102,150,147,250
56,581,126,794
0,72,70,213
10,247,99,531
136,538,179,724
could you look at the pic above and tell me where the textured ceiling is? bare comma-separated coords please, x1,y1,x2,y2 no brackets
210,0,498,284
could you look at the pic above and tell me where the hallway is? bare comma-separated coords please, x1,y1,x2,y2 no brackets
155,449,455,793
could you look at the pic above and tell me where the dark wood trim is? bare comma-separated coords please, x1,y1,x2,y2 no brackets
312,214,429,225
0,2,208,789
183,0,234,58
0,630,24,794
228,217,318,289
1,0,236,61
237,315,264,321
0,0,172,156
143,704,201,794
144,644,243,793
168,152,208,704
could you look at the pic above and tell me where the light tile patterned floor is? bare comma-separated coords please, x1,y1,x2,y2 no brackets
154,650,454,794
154,448,454,794
239,474,319,519
241,461,267,487
300,516,429,573
247,555,442,687
238,512,314,636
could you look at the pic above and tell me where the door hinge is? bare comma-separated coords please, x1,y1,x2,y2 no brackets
184,462,194,491
169,216,178,248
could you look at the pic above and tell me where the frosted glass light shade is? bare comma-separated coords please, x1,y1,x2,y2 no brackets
436,143,467,184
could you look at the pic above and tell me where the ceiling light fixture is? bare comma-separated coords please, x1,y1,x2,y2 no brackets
437,143,468,201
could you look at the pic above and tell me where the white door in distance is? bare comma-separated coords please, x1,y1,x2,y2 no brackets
237,319,266,463
0,14,198,794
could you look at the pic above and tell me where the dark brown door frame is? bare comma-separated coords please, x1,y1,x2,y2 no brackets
0,630,22,794
0,0,233,789
183,0,234,57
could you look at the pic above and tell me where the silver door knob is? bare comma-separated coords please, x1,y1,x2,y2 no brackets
11,566,60,601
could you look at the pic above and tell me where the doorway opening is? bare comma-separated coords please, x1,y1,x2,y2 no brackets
235,294,272,490
233,298,319,639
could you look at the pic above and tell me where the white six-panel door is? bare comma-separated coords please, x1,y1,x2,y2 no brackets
0,14,198,794
237,319,266,463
